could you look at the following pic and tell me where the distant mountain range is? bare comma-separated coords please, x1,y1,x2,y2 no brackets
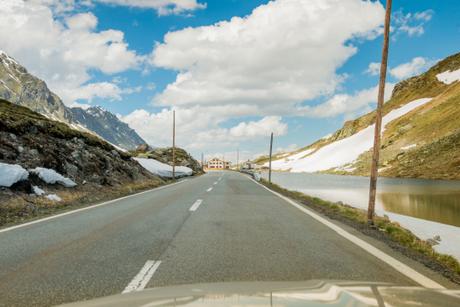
70,106,145,150
0,50,146,150
257,52,460,180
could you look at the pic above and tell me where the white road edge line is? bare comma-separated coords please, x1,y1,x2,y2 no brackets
0,180,188,234
189,199,203,212
247,176,445,290
206,187,213,192
122,260,161,294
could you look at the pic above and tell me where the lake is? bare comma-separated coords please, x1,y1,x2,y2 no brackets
260,172,460,227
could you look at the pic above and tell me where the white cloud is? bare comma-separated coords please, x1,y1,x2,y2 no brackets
121,107,287,151
63,82,123,102
66,12,98,30
390,57,434,80
299,83,395,118
0,1,140,105
95,0,206,15
136,0,388,156
229,116,287,138
150,0,384,114
393,9,434,37
365,62,381,76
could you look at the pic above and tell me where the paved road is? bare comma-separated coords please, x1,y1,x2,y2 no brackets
0,171,453,306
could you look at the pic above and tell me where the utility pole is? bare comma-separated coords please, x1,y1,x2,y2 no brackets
268,132,273,183
172,110,176,180
236,148,239,171
368,0,392,224
201,152,204,171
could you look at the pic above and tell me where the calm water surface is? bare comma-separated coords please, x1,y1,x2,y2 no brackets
260,172,460,227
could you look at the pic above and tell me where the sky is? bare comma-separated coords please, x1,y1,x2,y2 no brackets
1,0,459,162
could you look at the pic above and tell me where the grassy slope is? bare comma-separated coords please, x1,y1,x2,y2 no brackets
0,99,119,154
259,52,460,179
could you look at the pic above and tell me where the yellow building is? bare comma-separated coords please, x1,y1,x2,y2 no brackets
206,158,231,169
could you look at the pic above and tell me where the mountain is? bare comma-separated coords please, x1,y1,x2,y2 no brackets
0,50,146,150
261,52,460,180
70,106,145,150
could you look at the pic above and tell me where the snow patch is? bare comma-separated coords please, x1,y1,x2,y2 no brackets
46,194,62,202
401,144,417,150
32,186,45,196
272,98,432,173
267,148,315,170
30,167,77,187
0,163,29,187
436,69,460,85
134,157,192,178
335,164,356,172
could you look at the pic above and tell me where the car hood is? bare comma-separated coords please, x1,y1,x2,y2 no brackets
60,280,460,307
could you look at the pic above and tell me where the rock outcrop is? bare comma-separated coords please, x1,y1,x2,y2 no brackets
133,146,203,175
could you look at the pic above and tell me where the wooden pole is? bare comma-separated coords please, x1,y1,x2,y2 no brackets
172,110,176,180
201,152,204,171
237,148,239,171
368,0,392,224
268,132,273,183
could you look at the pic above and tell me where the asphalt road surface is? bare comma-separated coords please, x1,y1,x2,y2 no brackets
0,171,455,306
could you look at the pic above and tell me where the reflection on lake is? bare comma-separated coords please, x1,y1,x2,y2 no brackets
260,172,460,227
379,193,460,227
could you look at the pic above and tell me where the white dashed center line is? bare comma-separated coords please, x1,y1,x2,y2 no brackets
122,260,161,294
189,199,203,212
207,187,213,192
213,181,218,185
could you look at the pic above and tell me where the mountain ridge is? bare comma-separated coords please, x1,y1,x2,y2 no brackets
0,50,146,150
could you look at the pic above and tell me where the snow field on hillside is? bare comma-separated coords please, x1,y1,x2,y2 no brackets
436,69,460,84
269,98,432,172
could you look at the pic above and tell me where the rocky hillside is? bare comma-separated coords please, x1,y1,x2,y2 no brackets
0,99,164,225
263,52,460,180
0,99,158,185
133,145,204,175
0,51,146,150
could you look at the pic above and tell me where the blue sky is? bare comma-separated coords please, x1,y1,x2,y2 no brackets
1,0,459,161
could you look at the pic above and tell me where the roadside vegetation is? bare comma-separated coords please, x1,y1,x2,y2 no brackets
258,178,460,284
0,178,166,228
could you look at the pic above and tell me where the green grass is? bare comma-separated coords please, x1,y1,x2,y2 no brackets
258,178,460,280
